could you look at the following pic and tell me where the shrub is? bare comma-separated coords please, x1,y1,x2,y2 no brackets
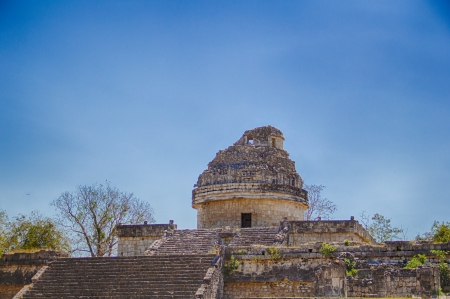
431,221,450,243
344,258,358,278
225,255,240,272
431,250,450,287
404,254,427,269
320,243,336,256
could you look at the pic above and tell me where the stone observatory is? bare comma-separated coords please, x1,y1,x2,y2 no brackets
192,125,309,229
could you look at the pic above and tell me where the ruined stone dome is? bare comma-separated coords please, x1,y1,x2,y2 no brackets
195,125,304,189
192,126,308,213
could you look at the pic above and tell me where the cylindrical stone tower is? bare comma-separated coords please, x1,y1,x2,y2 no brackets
192,125,309,229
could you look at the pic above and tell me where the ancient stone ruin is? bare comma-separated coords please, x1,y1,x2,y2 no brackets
193,126,308,229
2,125,449,299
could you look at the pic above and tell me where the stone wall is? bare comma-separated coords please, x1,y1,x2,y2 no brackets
287,220,376,245
224,241,448,298
225,240,449,264
224,280,315,299
195,198,306,229
195,256,224,299
347,266,440,298
0,250,66,299
223,250,346,298
117,223,177,256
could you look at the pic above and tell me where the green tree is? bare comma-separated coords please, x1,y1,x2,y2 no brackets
52,182,154,257
415,221,450,243
431,221,450,243
0,211,69,256
304,184,337,220
361,212,403,243
0,209,9,256
431,250,450,287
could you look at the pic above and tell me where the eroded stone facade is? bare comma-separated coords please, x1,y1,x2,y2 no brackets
196,198,307,229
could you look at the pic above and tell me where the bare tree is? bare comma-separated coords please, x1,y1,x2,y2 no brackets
304,184,337,221
52,182,154,257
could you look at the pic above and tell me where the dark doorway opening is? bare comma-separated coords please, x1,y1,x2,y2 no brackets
241,213,252,228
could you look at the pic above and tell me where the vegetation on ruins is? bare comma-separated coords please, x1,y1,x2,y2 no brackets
415,221,450,244
52,182,154,257
268,247,281,260
431,250,450,287
430,221,450,243
304,184,337,221
360,212,403,243
0,210,69,256
404,254,427,269
0,210,7,255
344,258,358,278
253,255,262,262
320,243,336,256
225,254,240,272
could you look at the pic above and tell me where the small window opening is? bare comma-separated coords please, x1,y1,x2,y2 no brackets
247,135,254,145
292,179,295,186
272,138,276,148
241,213,252,228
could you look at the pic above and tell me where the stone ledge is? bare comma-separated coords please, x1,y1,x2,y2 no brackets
117,223,177,237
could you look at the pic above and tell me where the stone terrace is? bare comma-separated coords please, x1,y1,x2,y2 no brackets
150,229,220,255
20,254,216,299
229,227,282,246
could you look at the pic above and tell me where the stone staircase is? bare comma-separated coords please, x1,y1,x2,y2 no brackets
229,227,281,246
150,229,220,255
20,254,216,299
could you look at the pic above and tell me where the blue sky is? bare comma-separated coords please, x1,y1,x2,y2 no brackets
1,0,449,238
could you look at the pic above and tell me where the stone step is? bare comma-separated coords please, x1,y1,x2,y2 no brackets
22,254,215,298
151,229,220,255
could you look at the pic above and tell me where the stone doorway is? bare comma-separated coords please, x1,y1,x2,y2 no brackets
241,213,251,228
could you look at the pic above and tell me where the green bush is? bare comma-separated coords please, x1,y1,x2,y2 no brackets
225,255,240,272
320,243,336,256
344,258,358,278
431,221,450,243
404,254,427,269
431,250,450,287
